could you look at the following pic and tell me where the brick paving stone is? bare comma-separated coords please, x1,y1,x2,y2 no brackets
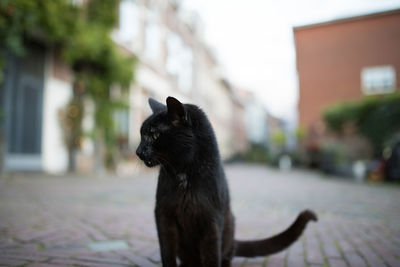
1,164,400,267
49,258,130,267
0,252,48,262
0,257,28,266
49,258,93,265
287,254,306,267
306,248,325,265
114,250,159,267
134,243,160,259
27,264,72,267
369,243,400,267
318,227,342,259
73,255,133,265
305,235,324,265
392,236,400,246
232,257,246,267
328,258,348,267
243,256,267,266
287,241,306,267
78,262,127,267
323,241,342,258
357,246,386,267
130,256,160,267
375,239,400,262
337,239,356,253
264,251,285,267
347,232,366,248
15,228,57,242
147,248,161,263
343,252,367,267
32,250,77,259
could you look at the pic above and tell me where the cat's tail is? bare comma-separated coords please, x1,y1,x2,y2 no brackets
234,209,317,257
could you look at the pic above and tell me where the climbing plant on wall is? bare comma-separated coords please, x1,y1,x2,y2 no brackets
323,93,400,157
0,0,136,170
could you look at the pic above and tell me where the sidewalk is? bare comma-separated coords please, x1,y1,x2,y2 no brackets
0,164,399,266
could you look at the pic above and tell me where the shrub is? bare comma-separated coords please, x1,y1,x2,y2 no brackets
228,143,270,164
323,93,400,156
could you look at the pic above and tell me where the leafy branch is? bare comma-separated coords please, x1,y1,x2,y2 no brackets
1,0,136,170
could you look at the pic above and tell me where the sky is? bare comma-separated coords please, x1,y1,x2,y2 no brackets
182,0,400,123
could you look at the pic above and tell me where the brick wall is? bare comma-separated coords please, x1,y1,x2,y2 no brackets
294,9,400,132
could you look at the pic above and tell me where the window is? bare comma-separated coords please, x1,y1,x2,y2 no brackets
361,66,396,95
114,109,130,151
179,46,193,92
119,0,139,42
144,20,161,61
166,33,193,92
114,109,130,137
166,33,181,77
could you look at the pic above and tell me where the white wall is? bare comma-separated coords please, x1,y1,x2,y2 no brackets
42,76,72,173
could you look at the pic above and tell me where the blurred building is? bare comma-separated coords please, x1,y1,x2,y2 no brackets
294,8,400,135
237,89,285,149
113,0,247,161
0,0,247,173
243,92,268,145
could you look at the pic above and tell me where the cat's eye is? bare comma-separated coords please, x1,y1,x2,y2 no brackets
152,133,159,140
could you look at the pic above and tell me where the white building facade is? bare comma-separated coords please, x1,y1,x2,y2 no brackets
0,0,247,173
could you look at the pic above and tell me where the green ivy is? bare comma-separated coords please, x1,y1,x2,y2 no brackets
0,0,79,58
323,93,400,156
1,0,136,170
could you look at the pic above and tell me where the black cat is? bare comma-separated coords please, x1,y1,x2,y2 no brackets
136,96,317,267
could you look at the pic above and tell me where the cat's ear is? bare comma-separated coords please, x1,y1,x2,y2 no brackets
148,98,166,114
166,96,186,126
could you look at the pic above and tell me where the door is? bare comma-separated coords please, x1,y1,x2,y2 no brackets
2,42,45,171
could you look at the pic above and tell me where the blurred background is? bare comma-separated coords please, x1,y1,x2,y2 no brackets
0,0,400,182
1,1,400,266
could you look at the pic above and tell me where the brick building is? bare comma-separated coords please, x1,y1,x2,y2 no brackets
294,9,400,135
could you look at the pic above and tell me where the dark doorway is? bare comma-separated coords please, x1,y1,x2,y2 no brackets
1,42,45,171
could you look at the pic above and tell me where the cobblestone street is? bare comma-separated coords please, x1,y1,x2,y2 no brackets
1,164,400,267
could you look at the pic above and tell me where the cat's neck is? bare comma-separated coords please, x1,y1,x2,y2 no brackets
160,152,221,181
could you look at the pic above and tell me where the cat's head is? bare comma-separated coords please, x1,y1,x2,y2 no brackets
136,97,195,168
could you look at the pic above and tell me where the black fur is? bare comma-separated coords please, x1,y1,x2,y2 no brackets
136,97,317,267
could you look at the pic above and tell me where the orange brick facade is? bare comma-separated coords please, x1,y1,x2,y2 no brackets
294,9,400,133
